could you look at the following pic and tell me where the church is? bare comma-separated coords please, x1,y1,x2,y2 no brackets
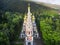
20,3,39,45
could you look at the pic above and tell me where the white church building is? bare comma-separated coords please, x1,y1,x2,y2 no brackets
20,3,39,45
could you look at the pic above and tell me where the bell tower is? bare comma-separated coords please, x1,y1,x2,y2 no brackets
25,3,33,45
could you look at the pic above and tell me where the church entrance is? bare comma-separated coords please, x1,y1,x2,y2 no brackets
28,42,31,45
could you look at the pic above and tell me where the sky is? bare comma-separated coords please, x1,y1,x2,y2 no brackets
27,0,60,5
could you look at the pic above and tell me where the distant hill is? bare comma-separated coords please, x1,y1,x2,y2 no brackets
34,2,60,9
0,0,58,13
25,0,60,9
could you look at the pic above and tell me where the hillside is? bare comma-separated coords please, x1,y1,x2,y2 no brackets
0,0,57,13
34,2,60,9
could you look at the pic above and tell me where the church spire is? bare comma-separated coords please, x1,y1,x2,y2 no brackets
28,3,30,13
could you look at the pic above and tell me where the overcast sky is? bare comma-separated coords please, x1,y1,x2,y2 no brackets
27,0,60,5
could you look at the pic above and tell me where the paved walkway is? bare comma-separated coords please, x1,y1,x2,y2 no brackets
34,38,44,45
